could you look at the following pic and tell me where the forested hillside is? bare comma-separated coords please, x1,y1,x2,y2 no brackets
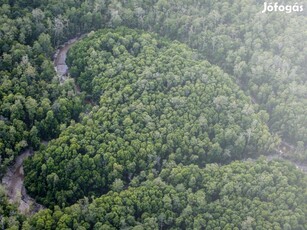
110,0,307,156
24,160,307,229
24,28,275,208
0,0,306,229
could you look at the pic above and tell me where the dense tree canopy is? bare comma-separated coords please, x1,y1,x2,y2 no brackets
0,3,85,175
2,0,306,156
0,0,306,228
24,160,307,229
24,28,276,207
110,0,307,155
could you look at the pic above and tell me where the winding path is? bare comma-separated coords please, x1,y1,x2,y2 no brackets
54,34,87,81
2,149,44,214
54,37,78,79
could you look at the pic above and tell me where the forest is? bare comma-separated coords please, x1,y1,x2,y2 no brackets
0,0,306,229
